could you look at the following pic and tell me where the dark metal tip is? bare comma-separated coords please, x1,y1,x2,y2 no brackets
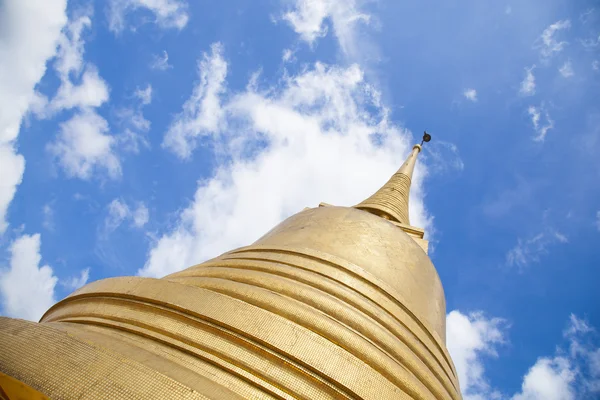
421,131,432,145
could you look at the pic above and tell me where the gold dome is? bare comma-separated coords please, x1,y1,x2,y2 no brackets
248,205,447,341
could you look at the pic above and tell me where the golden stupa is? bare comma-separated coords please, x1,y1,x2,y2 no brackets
0,134,462,400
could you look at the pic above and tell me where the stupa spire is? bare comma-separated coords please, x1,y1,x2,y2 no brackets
355,131,431,226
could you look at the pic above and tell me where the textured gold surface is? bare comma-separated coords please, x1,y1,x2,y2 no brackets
0,371,50,400
356,144,421,225
0,143,462,399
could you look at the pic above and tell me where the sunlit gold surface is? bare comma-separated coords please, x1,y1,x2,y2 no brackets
0,144,462,399
356,144,422,225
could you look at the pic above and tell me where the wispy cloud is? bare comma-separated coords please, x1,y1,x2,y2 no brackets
42,203,55,231
506,228,568,270
116,85,153,153
132,204,150,228
535,20,571,60
425,141,465,174
105,198,149,234
163,43,227,159
150,51,172,71
134,84,153,105
463,88,478,102
580,34,600,50
580,8,595,24
282,48,295,63
32,11,110,118
281,0,372,59
519,65,536,96
559,61,574,78
528,105,554,142
61,267,90,291
107,0,189,34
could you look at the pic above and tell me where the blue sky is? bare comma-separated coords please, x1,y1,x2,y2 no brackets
1,0,599,399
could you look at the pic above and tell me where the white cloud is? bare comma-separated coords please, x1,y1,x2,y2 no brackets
142,47,433,278
106,198,131,232
107,0,189,34
150,50,173,70
118,127,150,154
446,311,507,400
134,84,153,105
554,231,569,243
565,314,593,337
34,11,110,118
596,211,600,231
506,228,567,269
42,203,55,231
163,43,227,159
519,66,536,96
0,234,57,321
54,11,89,76
528,105,554,142
105,198,149,233
116,108,151,153
448,312,600,400
116,86,153,153
580,8,595,24
0,147,25,235
51,66,110,113
48,110,121,180
511,315,600,400
463,88,478,102
30,10,119,181
535,20,571,60
282,48,295,63
512,357,576,400
528,107,540,128
0,233,91,320
282,0,371,57
559,61,574,78
0,0,68,234
581,34,600,50
132,204,150,227
52,13,109,110
593,61,600,71
61,267,90,291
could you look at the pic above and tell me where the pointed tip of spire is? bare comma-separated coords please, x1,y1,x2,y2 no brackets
354,140,425,225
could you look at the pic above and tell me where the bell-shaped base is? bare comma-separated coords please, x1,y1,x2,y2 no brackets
0,206,460,400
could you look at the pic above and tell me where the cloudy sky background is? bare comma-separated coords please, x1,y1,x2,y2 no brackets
1,0,599,399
